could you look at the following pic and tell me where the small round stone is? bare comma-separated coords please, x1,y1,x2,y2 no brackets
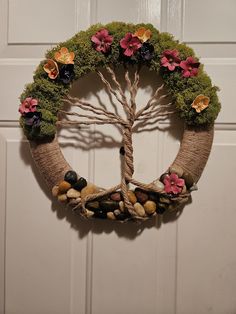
52,185,59,197
134,189,149,204
169,165,184,177
114,209,121,217
119,201,125,212
81,184,98,199
86,201,100,211
149,192,159,202
58,181,71,193
133,202,146,217
107,212,116,220
127,190,137,204
57,194,67,202
159,196,171,204
94,211,107,219
73,177,87,191
100,200,119,212
64,170,78,185
153,179,165,192
110,192,122,202
85,210,94,218
66,188,81,199
143,200,156,215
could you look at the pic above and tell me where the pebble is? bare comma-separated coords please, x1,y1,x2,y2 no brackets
116,212,127,221
94,210,107,219
149,192,159,202
73,177,87,191
182,172,194,188
58,181,71,193
64,170,78,185
57,194,67,202
107,212,116,220
134,189,149,204
143,200,156,215
169,165,184,177
100,200,119,212
127,190,137,204
159,196,171,204
52,185,59,197
153,179,165,192
119,201,125,212
66,188,81,199
86,201,99,211
81,184,98,199
133,202,146,217
110,192,122,202
85,210,94,218
114,209,121,217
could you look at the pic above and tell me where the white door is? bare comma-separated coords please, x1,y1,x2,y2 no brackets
0,0,236,313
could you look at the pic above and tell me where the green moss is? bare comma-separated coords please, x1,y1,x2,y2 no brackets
19,21,220,140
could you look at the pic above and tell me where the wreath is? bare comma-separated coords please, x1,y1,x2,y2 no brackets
19,22,220,222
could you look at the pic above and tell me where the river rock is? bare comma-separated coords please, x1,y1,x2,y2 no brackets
127,190,137,204
134,189,149,204
169,165,184,177
152,179,164,192
57,194,67,202
144,200,156,215
119,201,125,212
110,192,122,202
100,200,119,212
67,188,81,199
52,185,59,197
86,201,100,211
149,192,159,202
64,170,78,184
94,210,107,219
85,210,94,218
107,212,116,220
81,184,98,199
73,177,87,191
159,196,171,204
133,202,146,217
58,181,71,193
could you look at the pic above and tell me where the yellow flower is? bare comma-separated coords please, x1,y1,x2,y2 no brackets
43,59,59,79
191,95,210,113
134,27,152,43
54,47,75,64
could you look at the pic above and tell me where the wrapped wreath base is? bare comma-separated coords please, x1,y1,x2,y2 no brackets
19,22,220,222
30,125,214,222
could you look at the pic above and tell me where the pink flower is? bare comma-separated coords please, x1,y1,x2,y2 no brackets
160,49,180,71
120,33,142,57
180,57,200,78
19,97,38,115
91,29,113,53
163,173,185,195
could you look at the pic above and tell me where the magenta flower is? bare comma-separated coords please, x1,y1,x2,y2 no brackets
160,49,180,71
19,97,38,115
180,57,200,78
120,33,142,57
163,173,185,195
91,29,113,53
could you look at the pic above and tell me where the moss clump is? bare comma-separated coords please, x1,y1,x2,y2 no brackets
19,22,220,140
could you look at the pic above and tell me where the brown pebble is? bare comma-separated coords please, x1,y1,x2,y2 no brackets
57,194,67,202
110,192,122,202
52,185,59,197
134,189,149,204
81,184,98,199
85,210,94,218
169,165,184,177
143,200,156,215
107,212,116,220
119,201,125,212
58,181,71,193
133,202,146,217
66,188,81,199
127,190,137,204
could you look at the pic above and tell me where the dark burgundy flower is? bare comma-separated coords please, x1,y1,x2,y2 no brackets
120,33,142,57
24,111,42,128
180,56,200,77
91,29,113,54
139,42,154,61
160,49,180,71
59,64,75,84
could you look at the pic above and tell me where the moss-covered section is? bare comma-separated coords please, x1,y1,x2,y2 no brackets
19,22,220,140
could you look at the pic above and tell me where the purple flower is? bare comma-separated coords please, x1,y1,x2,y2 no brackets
59,64,75,84
160,49,180,71
120,33,142,57
25,112,42,128
180,57,200,78
139,43,154,61
91,29,113,54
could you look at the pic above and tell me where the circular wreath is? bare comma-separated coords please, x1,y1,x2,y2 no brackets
19,22,220,222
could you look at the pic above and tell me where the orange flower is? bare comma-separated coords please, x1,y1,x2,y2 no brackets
43,59,59,79
134,27,152,43
54,47,75,64
191,95,210,113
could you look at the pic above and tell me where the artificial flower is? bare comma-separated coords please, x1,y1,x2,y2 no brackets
160,49,180,71
191,95,210,113
59,64,75,84
19,97,38,115
180,56,200,78
43,59,59,79
54,47,75,64
139,42,154,61
24,112,42,128
120,33,142,57
91,28,113,53
134,27,151,43
163,173,185,195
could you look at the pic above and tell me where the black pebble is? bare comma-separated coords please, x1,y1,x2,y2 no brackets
94,211,107,219
120,146,125,155
64,170,78,184
73,177,87,191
